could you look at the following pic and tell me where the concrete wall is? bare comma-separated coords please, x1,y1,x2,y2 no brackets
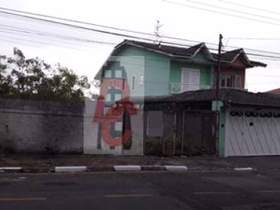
0,97,144,155
0,98,84,153
83,99,144,156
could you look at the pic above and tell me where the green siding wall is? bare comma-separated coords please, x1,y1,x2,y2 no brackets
103,46,214,97
117,47,170,97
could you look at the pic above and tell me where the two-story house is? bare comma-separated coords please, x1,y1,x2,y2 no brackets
92,39,268,156
95,40,266,99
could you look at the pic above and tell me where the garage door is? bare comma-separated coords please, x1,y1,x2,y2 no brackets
225,109,280,156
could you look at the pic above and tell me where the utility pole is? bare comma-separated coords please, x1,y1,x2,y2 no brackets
215,34,223,157
215,34,223,101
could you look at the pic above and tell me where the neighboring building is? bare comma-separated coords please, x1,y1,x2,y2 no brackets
267,88,280,95
213,49,266,89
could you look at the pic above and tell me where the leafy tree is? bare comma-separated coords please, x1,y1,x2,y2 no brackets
0,48,90,102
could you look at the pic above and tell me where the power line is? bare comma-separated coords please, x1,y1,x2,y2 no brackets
164,0,280,26
0,9,157,43
227,37,280,41
219,0,280,17
1,7,280,61
1,6,280,58
2,6,280,57
181,0,280,23
0,6,155,37
0,24,116,46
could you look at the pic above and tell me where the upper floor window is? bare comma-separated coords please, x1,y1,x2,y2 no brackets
115,69,123,78
221,75,242,89
104,69,112,78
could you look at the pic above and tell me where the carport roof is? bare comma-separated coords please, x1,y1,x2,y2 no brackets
142,89,280,108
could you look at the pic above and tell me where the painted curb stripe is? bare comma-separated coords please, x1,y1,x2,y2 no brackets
113,165,141,171
55,166,87,173
0,167,22,172
234,167,253,171
164,165,188,172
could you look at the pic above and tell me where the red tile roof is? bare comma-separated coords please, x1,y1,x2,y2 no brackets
267,88,280,94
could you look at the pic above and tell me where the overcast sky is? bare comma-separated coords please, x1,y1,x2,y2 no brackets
0,0,280,93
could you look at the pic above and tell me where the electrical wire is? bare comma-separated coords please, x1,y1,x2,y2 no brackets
219,0,280,17
0,6,280,61
0,24,117,46
180,0,280,23
164,0,280,26
1,6,280,57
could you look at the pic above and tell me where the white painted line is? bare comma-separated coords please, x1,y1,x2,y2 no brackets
0,167,22,172
165,165,188,172
234,167,254,171
104,194,153,198
193,191,234,195
55,166,87,173
257,190,280,193
0,197,47,201
113,165,141,171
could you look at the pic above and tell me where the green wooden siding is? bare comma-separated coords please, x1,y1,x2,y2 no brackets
102,46,214,97
117,46,170,97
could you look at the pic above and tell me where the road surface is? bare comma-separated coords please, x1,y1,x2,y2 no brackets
0,170,280,210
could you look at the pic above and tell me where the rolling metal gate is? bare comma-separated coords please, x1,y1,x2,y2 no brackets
225,109,280,156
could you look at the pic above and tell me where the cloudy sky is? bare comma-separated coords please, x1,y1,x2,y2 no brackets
0,0,280,93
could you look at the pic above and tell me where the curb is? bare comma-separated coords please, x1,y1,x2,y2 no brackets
0,165,188,173
0,165,257,173
0,167,22,173
165,165,188,172
113,165,141,171
55,166,87,173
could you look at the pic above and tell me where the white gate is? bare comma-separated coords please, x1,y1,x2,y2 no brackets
225,109,280,156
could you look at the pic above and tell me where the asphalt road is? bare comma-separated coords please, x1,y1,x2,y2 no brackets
0,171,280,210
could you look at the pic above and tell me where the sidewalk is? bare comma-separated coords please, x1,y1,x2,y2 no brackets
0,154,280,173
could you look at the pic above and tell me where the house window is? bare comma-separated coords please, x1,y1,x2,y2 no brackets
235,75,242,89
114,121,123,132
139,75,144,85
104,69,112,78
221,75,241,88
115,69,123,78
181,68,200,92
114,92,122,101
105,93,112,102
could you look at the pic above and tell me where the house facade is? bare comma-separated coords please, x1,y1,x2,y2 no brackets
95,40,266,99
92,39,267,156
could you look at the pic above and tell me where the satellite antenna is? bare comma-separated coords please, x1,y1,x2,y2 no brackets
154,20,163,45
